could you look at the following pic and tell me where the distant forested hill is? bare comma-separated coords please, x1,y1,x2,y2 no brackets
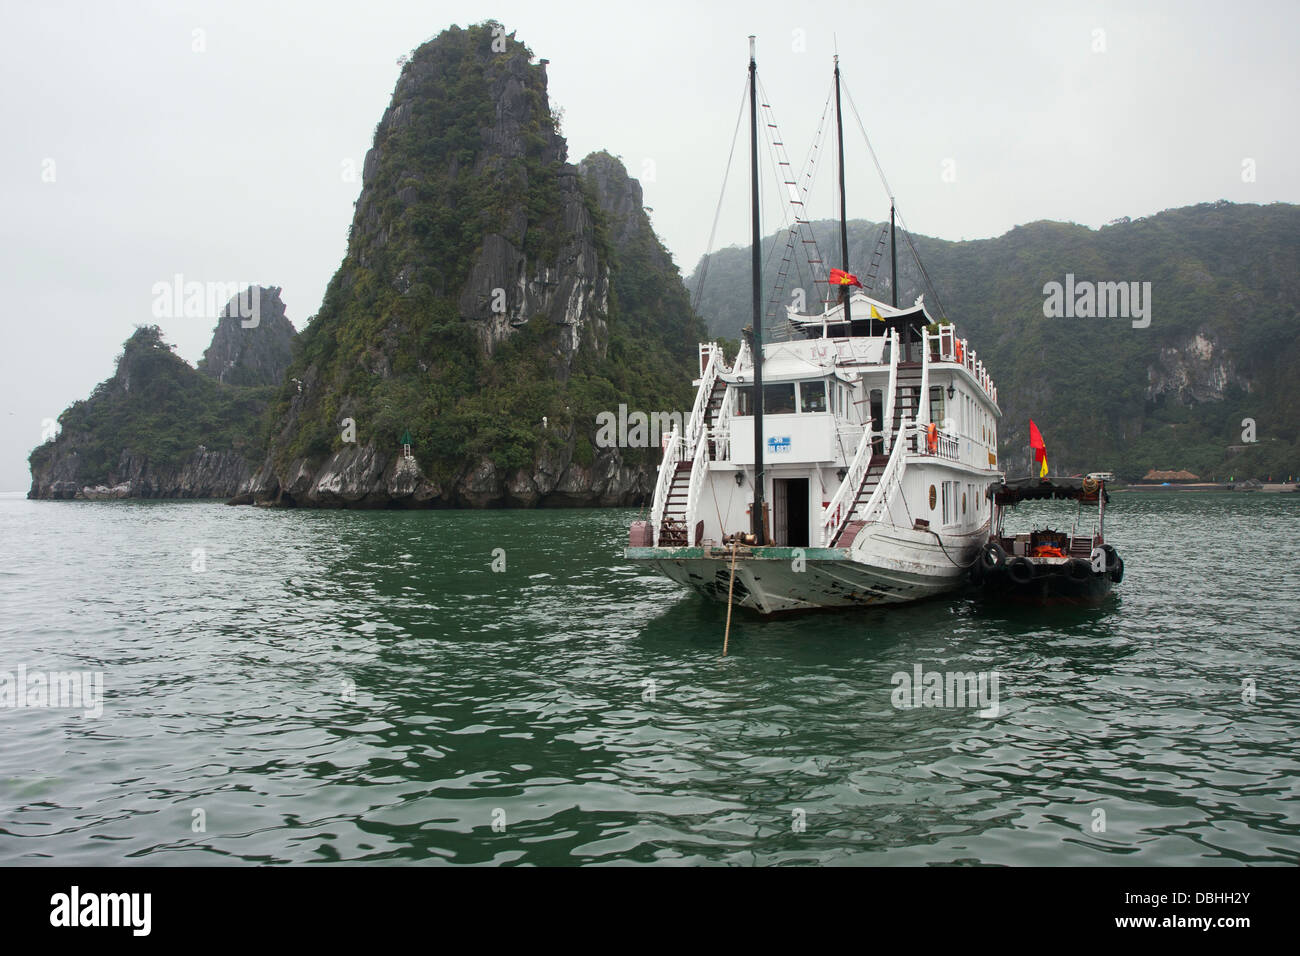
688,201,1300,481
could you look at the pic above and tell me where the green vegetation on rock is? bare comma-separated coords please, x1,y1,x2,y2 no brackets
29,325,272,483
267,22,702,496
690,201,1300,481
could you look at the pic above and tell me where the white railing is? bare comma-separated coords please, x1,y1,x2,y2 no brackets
649,423,683,547
734,338,752,373
883,329,899,454
820,421,875,546
935,432,959,460
712,379,734,461
685,343,721,454
931,324,998,407
858,423,909,527
835,421,866,464
683,426,710,547
938,323,955,360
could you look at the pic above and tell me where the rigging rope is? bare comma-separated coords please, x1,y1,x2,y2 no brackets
842,83,951,323
755,75,833,337
691,76,751,314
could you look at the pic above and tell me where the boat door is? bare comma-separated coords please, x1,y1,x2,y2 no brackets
773,478,810,547
870,388,884,454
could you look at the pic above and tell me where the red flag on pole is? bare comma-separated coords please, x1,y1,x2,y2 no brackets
1029,420,1048,478
829,268,862,287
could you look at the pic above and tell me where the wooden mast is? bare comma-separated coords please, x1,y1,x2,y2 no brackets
834,55,852,326
890,200,898,309
749,36,766,545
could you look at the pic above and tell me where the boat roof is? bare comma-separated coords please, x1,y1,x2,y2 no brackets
725,340,870,382
996,476,1109,505
787,290,934,338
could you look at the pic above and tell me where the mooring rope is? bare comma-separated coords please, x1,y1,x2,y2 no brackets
723,541,739,656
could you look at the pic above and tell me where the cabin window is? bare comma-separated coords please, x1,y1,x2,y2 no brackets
940,480,960,525
929,386,945,429
800,381,827,413
764,383,797,415
733,383,802,416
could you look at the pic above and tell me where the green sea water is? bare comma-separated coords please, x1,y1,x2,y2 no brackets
0,491,1297,865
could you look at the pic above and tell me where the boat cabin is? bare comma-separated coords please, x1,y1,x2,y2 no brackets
649,291,1002,550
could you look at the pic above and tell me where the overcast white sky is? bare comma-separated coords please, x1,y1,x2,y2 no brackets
2,0,1296,491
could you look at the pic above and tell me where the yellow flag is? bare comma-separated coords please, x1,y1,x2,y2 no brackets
1039,453,1049,479
870,305,882,319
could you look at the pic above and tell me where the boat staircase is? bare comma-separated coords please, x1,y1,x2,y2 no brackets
659,379,726,545
702,378,727,457
657,461,693,547
653,344,731,548
833,454,888,546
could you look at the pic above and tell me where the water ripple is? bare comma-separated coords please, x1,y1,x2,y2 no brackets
0,493,1297,865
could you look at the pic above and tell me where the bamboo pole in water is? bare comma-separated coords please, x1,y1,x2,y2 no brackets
723,542,739,656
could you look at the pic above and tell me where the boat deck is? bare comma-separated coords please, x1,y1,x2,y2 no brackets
991,529,1100,559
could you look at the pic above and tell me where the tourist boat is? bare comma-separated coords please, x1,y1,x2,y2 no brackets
624,41,1004,613
973,475,1124,605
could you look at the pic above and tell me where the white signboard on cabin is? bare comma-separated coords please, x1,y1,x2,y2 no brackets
730,415,836,464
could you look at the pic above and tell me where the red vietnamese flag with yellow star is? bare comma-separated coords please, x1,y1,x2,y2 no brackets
829,268,862,288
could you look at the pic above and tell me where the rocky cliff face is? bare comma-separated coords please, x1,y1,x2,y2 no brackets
35,446,252,500
198,286,296,387
246,23,698,509
29,319,280,500
1146,330,1243,404
233,438,648,509
33,26,704,507
579,151,648,249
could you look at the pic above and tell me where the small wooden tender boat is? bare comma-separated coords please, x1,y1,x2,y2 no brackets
973,475,1123,605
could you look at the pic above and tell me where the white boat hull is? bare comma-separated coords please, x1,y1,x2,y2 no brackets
627,519,989,614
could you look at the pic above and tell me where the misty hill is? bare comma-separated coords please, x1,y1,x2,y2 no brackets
243,22,703,507
689,201,1300,481
27,308,286,499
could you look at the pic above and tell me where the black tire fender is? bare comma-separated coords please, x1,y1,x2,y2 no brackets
1007,556,1034,585
981,541,1007,573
